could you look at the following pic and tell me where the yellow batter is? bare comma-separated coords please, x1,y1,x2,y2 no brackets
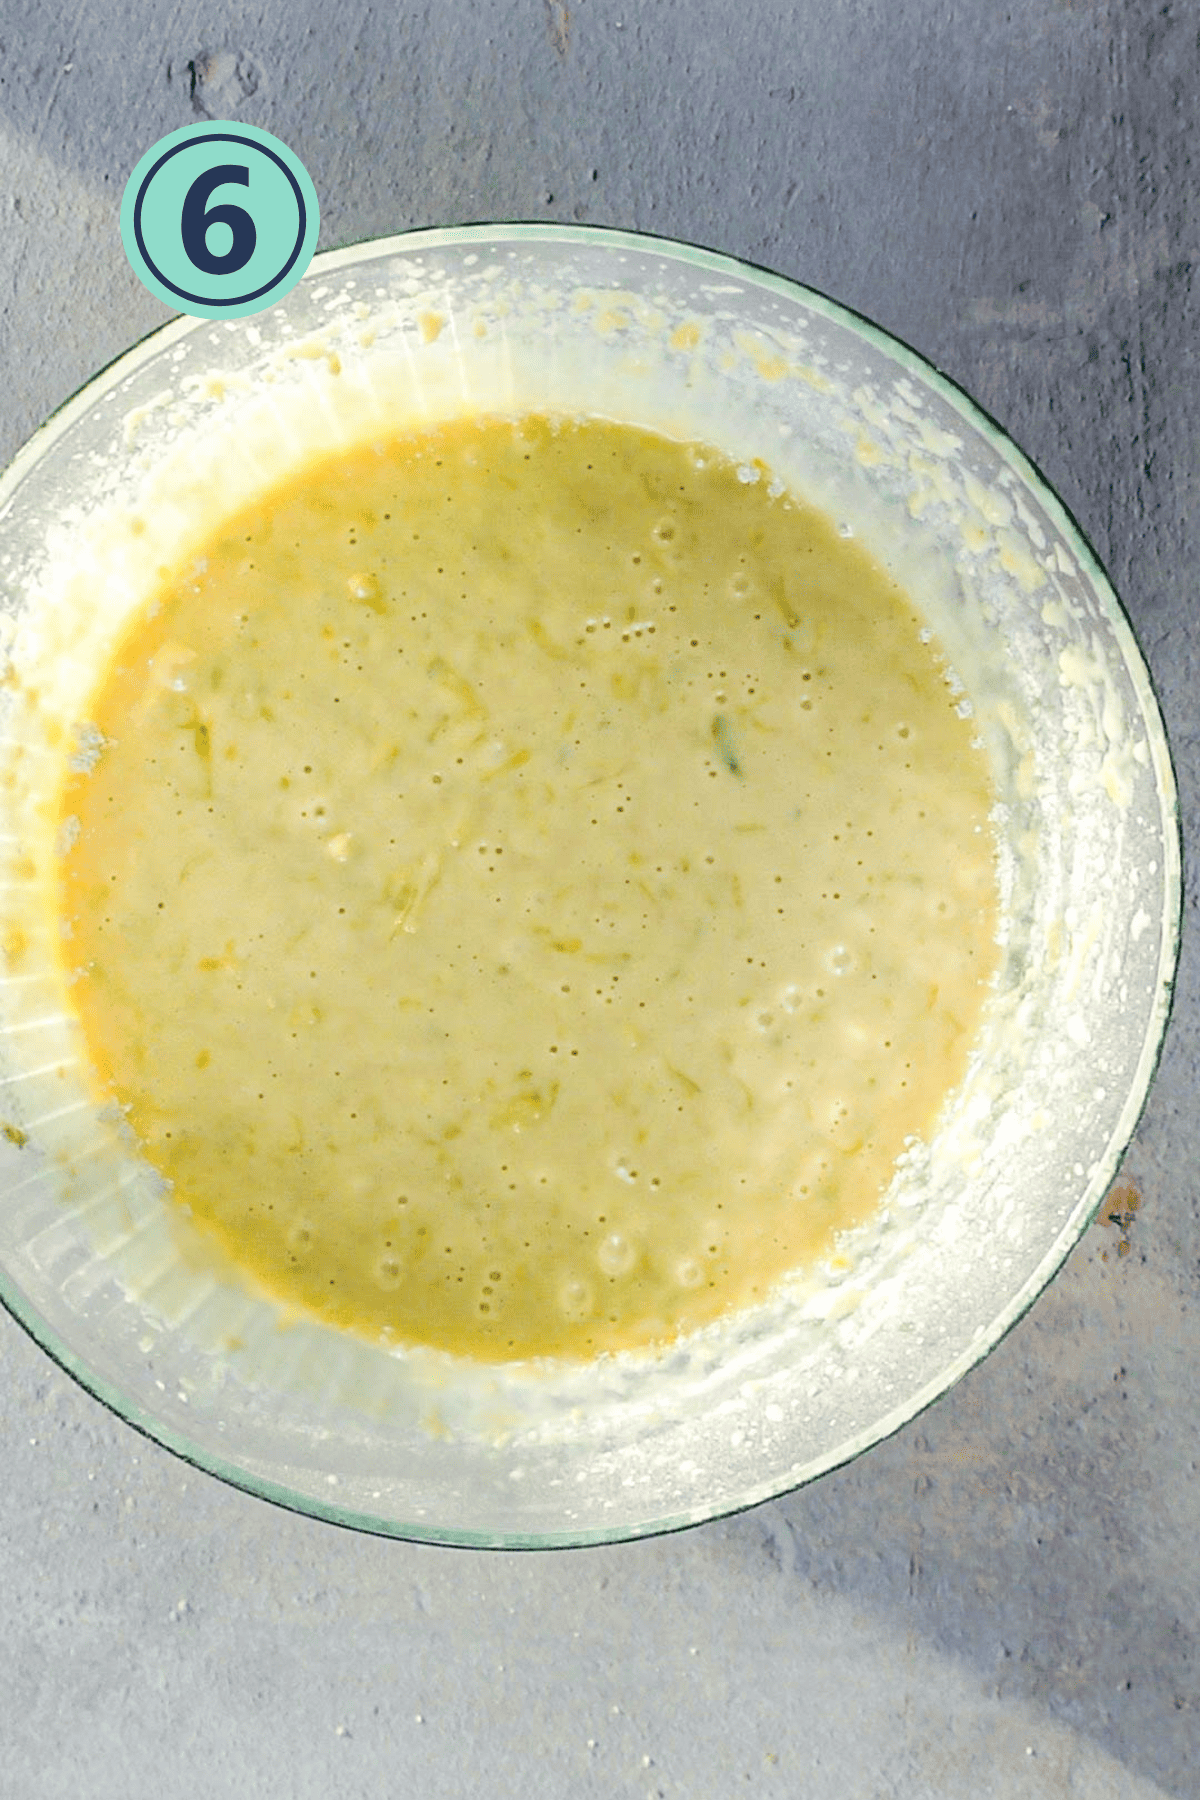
56,414,999,1362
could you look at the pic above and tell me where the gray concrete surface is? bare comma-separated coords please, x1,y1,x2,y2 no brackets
1,2,1197,1794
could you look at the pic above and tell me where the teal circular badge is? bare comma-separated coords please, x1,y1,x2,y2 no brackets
120,122,319,319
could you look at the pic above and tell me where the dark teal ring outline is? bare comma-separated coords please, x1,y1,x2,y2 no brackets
132,131,307,308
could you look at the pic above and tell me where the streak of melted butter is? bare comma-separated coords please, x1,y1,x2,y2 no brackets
56,415,1000,1363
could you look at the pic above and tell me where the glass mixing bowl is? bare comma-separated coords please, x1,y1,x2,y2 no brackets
0,225,1181,1546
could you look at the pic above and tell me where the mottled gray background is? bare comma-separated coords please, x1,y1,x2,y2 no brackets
1,2,1196,1795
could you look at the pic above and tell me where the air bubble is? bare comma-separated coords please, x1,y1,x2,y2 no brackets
597,1232,637,1276
559,1276,594,1319
675,1257,704,1289
826,944,855,975
347,572,383,608
374,1251,404,1290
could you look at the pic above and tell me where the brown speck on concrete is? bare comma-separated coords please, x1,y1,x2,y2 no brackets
1095,1175,1142,1260
544,0,570,57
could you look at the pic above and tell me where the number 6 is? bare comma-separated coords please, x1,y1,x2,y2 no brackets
181,165,257,276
